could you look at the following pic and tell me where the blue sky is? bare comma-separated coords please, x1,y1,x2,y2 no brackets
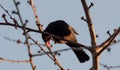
0,0,120,70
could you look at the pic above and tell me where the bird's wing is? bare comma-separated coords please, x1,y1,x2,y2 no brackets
69,26,79,35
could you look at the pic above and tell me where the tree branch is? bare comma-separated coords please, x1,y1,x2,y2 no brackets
97,27,120,55
0,57,29,63
81,0,97,47
0,22,40,33
13,1,36,69
100,63,120,70
29,0,43,32
81,0,98,70
13,0,24,25
32,48,71,57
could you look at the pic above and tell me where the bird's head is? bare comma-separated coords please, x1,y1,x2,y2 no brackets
42,32,51,47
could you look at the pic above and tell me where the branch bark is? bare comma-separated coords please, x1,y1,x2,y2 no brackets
81,0,97,47
81,0,98,70
0,57,29,63
29,0,43,32
97,27,120,55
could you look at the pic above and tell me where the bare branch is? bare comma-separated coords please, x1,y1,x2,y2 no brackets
81,0,97,47
81,0,98,70
100,63,120,70
0,22,40,33
0,4,13,19
29,0,43,32
3,36,45,46
0,57,29,63
97,27,120,55
24,34,36,70
13,0,24,25
32,48,71,57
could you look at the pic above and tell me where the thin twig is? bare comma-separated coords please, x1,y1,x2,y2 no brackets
0,22,40,33
0,4,13,19
13,0,24,25
100,63,120,70
88,2,94,9
32,48,71,57
0,57,29,63
3,36,45,46
0,3,19,27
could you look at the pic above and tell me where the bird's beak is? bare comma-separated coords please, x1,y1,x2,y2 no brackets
45,40,51,48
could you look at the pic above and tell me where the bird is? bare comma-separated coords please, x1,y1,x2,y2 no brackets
42,20,89,63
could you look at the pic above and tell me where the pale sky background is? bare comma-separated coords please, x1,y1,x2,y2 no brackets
0,0,120,70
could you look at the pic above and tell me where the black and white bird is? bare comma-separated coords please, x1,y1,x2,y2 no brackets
42,20,89,63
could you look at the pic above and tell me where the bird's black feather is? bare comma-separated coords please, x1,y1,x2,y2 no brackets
44,20,71,37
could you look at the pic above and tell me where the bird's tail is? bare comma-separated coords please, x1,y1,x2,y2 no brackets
73,48,90,63
66,43,89,63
